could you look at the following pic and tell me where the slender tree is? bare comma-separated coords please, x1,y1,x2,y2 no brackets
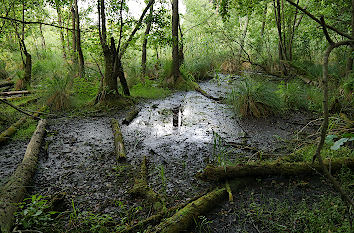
141,3,154,80
170,0,180,85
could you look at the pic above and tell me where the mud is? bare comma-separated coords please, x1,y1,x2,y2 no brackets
0,75,322,231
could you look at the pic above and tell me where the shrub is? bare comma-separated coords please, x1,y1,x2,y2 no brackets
228,79,283,118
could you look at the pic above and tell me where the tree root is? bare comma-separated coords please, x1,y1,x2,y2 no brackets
0,119,47,233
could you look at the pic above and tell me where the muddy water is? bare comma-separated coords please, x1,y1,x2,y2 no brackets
0,75,316,225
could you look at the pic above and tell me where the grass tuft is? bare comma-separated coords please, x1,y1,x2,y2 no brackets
228,78,283,118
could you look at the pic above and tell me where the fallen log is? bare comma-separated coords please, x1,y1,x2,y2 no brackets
196,158,354,182
190,82,224,102
0,119,47,233
0,90,31,96
130,156,161,207
121,202,185,233
0,80,14,88
111,119,126,161
0,107,44,145
152,179,252,233
0,116,27,145
122,108,140,125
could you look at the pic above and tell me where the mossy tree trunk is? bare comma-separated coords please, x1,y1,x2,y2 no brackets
0,119,47,233
196,158,354,182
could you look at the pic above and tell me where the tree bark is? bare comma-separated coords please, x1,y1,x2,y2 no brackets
0,120,47,233
71,5,77,63
141,5,153,79
171,0,180,84
74,0,85,78
238,15,249,63
55,3,67,59
346,0,354,74
196,158,354,182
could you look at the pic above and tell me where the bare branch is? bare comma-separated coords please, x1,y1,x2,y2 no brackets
0,16,75,31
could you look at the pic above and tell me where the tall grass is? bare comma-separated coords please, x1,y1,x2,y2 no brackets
42,73,72,111
228,79,283,118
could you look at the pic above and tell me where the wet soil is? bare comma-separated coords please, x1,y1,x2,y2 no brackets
0,75,323,231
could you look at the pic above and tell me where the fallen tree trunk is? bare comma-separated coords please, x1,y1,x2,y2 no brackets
130,156,161,207
122,108,140,125
152,187,227,233
152,179,251,233
111,119,126,161
190,82,224,102
0,90,31,96
0,107,44,145
0,116,27,145
196,158,354,182
0,80,14,88
0,119,47,233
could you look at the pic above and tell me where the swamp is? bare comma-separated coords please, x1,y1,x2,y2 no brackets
0,0,353,232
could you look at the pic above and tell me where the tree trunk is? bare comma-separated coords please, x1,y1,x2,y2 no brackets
56,3,67,59
171,0,180,84
74,0,85,78
103,49,119,96
273,0,288,75
141,5,153,79
346,0,354,74
39,24,46,50
23,51,32,88
115,56,130,96
196,158,354,182
238,15,249,63
0,120,47,233
71,5,77,63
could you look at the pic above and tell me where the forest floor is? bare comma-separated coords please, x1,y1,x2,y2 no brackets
1,75,351,232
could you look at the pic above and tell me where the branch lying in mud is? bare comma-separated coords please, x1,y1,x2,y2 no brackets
190,82,224,102
130,156,162,209
111,119,127,161
0,119,47,233
152,179,253,233
0,106,45,145
196,158,354,182
123,108,140,125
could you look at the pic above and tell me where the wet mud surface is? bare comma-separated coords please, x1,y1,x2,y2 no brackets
0,76,322,231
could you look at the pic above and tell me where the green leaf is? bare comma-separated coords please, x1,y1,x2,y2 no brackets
325,135,338,144
331,138,349,150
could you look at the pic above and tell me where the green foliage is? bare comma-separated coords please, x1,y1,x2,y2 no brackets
286,144,353,163
15,194,57,230
276,80,308,111
130,79,171,99
228,78,283,118
13,119,37,140
212,131,228,168
243,193,352,232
